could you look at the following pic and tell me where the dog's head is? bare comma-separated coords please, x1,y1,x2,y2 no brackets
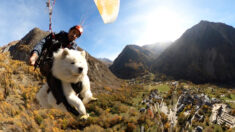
52,48,88,83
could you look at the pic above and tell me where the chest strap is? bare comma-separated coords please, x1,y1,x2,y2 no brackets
71,82,83,94
46,74,82,116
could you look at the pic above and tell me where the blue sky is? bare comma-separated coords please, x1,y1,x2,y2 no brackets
0,0,235,60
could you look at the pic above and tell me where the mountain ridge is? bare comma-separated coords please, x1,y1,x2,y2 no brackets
109,42,171,79
110,44,154,79
151,20,235,84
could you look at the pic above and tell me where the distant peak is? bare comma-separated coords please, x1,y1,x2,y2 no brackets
126,44,138,47
182,20,234,38
197,20,216,27
199,20,211,24
124,45,140,50
197,20,229,27
199,20,210,24
30,27,42,32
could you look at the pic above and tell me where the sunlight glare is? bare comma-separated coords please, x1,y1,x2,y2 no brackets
136,7,185,46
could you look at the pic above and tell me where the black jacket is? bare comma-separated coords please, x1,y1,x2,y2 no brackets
31,31,77,57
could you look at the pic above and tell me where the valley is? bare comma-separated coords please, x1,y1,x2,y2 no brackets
127,73,235,131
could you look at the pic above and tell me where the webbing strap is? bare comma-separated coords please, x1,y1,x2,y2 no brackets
47,0,56,33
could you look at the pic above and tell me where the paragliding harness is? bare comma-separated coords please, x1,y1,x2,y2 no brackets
34,0,57,75
34,33,83,116
34,32,76,75
34,33,55,76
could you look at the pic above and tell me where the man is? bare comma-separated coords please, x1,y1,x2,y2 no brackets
29,25,85,116
29,25,83,67
29,25,83,76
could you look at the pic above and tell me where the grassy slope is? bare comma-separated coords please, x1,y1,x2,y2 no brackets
0,52,234,131
0,53,147,131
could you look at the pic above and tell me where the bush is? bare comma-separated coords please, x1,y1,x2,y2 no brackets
230,109,235,116
160,112,168,124
83,125,104,132
177,112,187,127
126,123,136,132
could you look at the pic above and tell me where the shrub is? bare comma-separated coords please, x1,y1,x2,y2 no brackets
126,123,136,132
103,86,112,92
34,112,43,125
164,122,170,131
137,115,146,125
83,125,104,132
110,115,123,127
160,112,168,124
177,112,187,127
230,109,235,116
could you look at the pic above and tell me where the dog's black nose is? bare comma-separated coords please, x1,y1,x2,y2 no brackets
78,67,83,73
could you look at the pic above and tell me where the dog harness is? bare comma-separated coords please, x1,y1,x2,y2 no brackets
46,73,83,116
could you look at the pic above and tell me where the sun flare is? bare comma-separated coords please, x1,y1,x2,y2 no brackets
136,7,186,46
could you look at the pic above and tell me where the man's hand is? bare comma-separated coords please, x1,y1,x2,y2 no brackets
29,53,38,66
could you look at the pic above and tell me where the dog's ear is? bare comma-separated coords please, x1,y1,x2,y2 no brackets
81,50,86,58
62,48,69,59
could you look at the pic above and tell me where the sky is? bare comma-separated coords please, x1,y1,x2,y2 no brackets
0,0,235,60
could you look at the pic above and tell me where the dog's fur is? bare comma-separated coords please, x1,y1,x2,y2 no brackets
36,48,95,118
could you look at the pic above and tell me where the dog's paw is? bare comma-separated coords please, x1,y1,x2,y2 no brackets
80,114,89,120
91,97,98,101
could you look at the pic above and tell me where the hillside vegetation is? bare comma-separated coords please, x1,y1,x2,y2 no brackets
0,52,148,131
0,53,234,131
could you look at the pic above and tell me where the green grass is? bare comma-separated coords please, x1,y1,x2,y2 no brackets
228,94,235,100
145,84,170,93
132,95,143,107
227,102,235,109
205,88,217,98
155,84,170,93
221,94,235,101
132,83,170,109
132,86,151,108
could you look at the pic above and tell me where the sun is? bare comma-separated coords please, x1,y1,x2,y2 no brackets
136,7,186,46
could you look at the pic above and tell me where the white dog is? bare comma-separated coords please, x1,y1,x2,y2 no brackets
37,48,96,119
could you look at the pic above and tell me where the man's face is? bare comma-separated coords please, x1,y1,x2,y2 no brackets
68,29,81,41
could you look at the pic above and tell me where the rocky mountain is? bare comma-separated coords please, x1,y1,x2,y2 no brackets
110,45,154,79
151,20,235,84
142,42,172,57
7,28,50,61
109,42,171,79
98,58,113,67
1,28,121,91
1,40,19,53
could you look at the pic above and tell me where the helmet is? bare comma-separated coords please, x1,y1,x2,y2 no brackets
75,25,83,34
69,25,83,36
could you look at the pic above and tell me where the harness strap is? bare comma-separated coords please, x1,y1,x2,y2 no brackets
46,73,80,116
71,82,83,94
47,0,56,33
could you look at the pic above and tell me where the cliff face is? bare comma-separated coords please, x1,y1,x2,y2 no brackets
151,21,235,84
110,45,154,79
9,28,50,62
